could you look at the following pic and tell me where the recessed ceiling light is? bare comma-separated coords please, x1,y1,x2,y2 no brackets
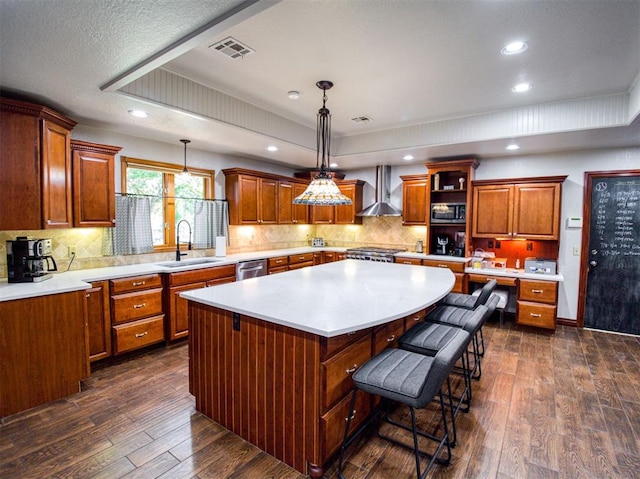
128,109,148,118
287,91,300,100
330,162,338,168
266,145,278,152
512,82,532,93
403,155,414,161
506,143,520,151
501,41,528,55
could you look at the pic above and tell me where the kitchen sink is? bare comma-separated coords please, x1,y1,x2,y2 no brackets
157,258,223,268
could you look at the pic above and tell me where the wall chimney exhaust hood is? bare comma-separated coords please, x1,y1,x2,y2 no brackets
356,165,402,217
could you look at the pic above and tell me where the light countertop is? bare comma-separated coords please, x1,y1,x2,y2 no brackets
395,252,470,263
465,267,564,282
181,259,455,337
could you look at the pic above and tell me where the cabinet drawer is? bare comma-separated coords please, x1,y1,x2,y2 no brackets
165,264,236,287
373,318,405,355
404,309,427,330
422,259,465,273
288,252,314,265
288,260,314,270
468,273,518,287
268,256,288,268
516,301,556,329
111,288,163,324
322,335,372,412
518,279,557,304
321,329,371,361
321,389,371,461
113,315,165,354
110,274,162,294
452,273,466,293
268,266,288,275
395,257,422,265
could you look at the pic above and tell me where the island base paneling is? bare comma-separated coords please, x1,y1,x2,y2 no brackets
189,303,323,476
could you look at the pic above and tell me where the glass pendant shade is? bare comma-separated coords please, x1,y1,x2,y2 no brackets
293,81,352,206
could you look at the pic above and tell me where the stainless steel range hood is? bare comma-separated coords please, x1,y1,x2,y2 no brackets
356,165,402,217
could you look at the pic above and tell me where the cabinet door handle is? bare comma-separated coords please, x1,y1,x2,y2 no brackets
135,331,148,338
345,365,358,374
529,313,542,318
413,315,421,322
347,331,357,336
132,281,145,286
437,264,448,268
299,256,305,260
133,303,146,309
345,410,357,421
386,335,396,343
86,293,91,298
531,289,543,293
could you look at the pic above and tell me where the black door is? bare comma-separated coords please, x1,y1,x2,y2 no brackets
583,172,640,335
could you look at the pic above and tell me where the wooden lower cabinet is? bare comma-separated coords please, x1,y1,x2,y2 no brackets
164,264,236,341
288,252,314,270
423,259,467,293
86,280,111,362
110,274,165,354
189,304,416,477
1,290,87,418
516,279,558,330
268,255,289,274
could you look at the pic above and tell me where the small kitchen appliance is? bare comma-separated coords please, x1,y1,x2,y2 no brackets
435,234,450,255
311,237,325,247
7,237,57,283
524,258,557,275
430,203,466,223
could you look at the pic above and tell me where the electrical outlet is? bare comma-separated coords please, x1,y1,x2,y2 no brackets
526,242,533,251
495,240,501,249
488,240,493,248
68,245,77,257
573,246,580,256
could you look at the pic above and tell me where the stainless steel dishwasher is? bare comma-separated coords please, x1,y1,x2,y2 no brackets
236,259,268,280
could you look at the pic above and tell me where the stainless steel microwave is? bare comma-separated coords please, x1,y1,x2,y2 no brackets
430,203,466,223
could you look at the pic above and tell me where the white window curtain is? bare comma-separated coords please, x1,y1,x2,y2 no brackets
193,200,230,248
103,195,154,255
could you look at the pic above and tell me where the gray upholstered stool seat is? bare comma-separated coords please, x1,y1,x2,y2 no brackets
440,279,497,310
338,334,469,479
398,322,473,445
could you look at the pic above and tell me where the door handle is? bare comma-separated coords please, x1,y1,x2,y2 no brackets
591,249,598,255
590,261,597,267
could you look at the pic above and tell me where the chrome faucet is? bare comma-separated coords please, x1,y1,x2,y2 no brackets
175,219,192,261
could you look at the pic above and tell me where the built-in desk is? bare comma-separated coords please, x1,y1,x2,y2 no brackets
182,260,454,477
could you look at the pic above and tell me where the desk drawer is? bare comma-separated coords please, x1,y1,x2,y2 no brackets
468,273,518,287
113,315,165,354
423,259,466,273
111,288,163,324
322,335,372,412
518,279,557,304
516,301,556,329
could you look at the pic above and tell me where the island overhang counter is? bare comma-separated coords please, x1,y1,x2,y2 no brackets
182,260,455,478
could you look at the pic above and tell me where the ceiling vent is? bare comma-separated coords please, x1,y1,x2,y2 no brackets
209,37,255,59
351,115,374,123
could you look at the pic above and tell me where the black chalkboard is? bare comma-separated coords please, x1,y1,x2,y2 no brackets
584,175,640,335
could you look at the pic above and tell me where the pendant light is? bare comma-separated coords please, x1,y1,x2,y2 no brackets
180,139,191,177
293,81,352,206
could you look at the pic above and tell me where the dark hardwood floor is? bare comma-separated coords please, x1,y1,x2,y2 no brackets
1,320,639,478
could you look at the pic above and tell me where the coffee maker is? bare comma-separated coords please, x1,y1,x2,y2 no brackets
435,234,450,255
7,237,57,283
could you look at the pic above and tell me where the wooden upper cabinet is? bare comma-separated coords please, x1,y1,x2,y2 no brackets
311,180,364,224
472,184,514,237
0,97,77,230
400,174,428,225
224,169,279,225
334,181,364,224
472,176,566,240
71,140,121,227
278,180,309,224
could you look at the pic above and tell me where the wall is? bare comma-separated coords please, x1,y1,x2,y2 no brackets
1,121,637,323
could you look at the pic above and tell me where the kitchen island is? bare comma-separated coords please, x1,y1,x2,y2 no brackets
182,260,454,478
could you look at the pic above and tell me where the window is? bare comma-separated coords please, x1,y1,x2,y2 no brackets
121,156,214,251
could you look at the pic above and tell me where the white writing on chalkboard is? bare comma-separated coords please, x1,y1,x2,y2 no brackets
593,179,639,257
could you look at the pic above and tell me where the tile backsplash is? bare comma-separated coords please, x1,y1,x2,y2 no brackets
0,217,426,277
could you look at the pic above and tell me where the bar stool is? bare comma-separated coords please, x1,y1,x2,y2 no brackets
337,332,469,479
398,322,473,446
440,279,497,310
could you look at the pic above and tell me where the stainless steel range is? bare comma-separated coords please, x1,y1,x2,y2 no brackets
345,247,407,262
